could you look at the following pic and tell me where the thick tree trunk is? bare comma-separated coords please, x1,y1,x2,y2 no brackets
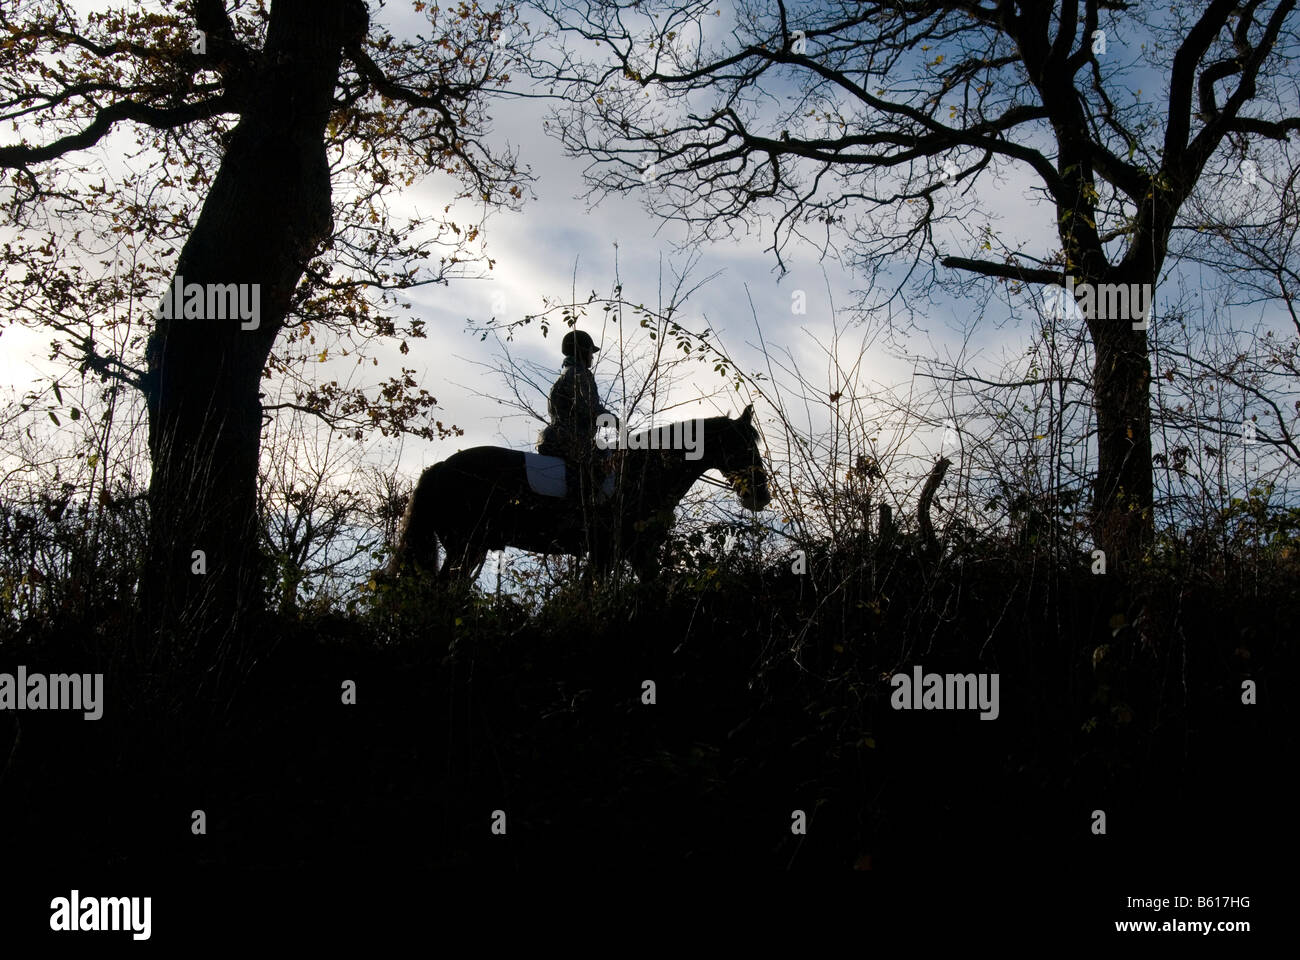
141,0,363,658
1087,287,1156,573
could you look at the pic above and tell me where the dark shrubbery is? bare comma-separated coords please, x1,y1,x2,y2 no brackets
2,491,1295,874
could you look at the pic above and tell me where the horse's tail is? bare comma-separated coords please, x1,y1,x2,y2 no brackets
388,462,444,579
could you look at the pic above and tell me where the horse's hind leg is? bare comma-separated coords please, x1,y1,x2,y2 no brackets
391,464,444,580
437,536,488,586
465,546,489,583
434,537,462,584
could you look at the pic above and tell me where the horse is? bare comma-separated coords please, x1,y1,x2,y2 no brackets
387,405,771,584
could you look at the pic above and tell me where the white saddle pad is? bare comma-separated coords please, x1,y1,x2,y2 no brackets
523,453,616,500
524,453,567,498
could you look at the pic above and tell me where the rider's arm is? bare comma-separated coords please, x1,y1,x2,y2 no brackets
573,367,609,417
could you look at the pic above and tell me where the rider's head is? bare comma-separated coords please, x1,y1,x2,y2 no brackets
562,330,597,367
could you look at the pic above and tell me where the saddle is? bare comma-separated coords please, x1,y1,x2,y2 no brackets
523,452,616,501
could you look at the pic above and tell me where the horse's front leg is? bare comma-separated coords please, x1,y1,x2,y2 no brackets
585,539,613,583
629,536,664,583
574,507,614,582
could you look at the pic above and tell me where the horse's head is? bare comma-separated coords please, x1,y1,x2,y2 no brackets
716,404,771,511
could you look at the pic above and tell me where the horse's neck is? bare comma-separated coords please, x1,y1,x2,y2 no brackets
621,418,724,507
666,445,712,501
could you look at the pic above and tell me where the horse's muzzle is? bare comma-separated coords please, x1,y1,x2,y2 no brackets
741,479,771,511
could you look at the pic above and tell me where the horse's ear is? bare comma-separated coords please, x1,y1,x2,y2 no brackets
741,404,754,423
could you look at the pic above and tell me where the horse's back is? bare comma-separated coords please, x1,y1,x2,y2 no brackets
441,445,525,468
409,447,528,523
425,445,581,552
428,445,540,514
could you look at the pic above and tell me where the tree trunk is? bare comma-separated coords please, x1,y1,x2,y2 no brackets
141,0,363,661
917,456,951,557
1088,290,1155,573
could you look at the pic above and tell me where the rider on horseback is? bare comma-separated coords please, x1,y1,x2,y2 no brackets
537,330,614,503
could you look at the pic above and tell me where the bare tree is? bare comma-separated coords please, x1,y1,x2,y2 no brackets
527,0,1300,571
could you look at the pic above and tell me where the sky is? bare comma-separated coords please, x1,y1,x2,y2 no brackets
3,0,1294,537
359,0,1055,480
3,1,929,469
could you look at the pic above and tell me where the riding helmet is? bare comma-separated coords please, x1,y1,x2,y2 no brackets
561,330,597,359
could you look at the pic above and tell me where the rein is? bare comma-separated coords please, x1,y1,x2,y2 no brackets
695,473,733,491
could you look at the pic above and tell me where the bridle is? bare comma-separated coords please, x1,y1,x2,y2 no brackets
712,423,768,497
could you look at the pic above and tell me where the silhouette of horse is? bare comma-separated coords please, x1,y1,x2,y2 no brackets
388,405,770,584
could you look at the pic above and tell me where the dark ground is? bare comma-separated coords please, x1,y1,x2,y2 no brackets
0,538,1293,939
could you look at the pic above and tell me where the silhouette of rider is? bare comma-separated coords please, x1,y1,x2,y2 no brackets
538,330,614,503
